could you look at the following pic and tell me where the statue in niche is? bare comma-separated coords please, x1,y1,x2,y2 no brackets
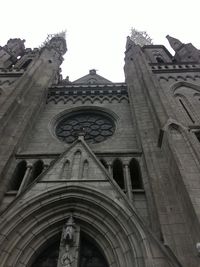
63,215,75,244
58,215,76,267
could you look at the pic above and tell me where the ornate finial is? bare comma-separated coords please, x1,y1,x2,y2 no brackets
130,28,153,46
40,30,66,48
39,30,67,55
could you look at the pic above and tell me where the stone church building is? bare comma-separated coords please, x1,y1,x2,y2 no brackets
0,33,200,267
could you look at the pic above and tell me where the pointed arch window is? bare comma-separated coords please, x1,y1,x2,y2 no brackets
173,85,200,124
156,56,165,63
82,160,89,179
177,96,195,123
63,159,71,179
129,159,143,190
21,58,32,69
112,159,125,190
8,160,27,191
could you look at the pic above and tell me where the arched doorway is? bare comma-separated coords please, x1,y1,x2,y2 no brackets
31,231,109,267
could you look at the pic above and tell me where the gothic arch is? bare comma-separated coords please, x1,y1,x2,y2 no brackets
31,231,109,267
8,160,27,191
175,93,196,123
62,159,71,179
129,158,143,190
0,186,156,267
172,82,200,124
112,158,125,190
172,81,200,94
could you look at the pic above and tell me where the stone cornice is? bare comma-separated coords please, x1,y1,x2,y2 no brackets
48,83,127,96
47,83,128,104
150,62,200,74
0,68,24,77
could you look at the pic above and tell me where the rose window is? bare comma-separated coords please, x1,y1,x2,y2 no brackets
55,111,115,144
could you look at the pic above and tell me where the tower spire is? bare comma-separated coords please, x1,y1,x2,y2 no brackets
166,35,183,52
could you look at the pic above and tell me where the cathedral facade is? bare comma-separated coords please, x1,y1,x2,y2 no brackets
0,34,200,267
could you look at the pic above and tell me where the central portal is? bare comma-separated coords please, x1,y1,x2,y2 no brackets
31,217,109,267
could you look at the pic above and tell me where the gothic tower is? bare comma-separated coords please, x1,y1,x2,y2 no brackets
0,33,199,267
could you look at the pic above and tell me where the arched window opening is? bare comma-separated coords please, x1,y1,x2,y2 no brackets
82,160,89,179
178,98,195,123
112,159,125,189
29,160,44,185
156,56,164,63
63,159,70,179
100,159,108,170
21,58,32,69
129,159,143,190
8,160,27,191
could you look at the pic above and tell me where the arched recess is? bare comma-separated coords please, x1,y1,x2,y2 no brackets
0,186,154,267
175,94,195,123
28,160,44,185
8,160,27,191
155,56,165,63
31,231,109,267
172,82,200,124
82,159,89,179
129,158,143,190
112,159,125,190
63,159,71,179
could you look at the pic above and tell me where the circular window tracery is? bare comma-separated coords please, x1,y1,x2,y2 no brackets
55,111,115,144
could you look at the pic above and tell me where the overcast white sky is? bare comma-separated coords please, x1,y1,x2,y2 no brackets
1,0,200,82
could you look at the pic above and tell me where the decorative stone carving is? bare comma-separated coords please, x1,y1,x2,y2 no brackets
49,36,67,55
63,215,75,244
55,111,115,144
60,244,73,267
4,38,25,58
57,216,80,267
130,28,153,46
40,32,67,55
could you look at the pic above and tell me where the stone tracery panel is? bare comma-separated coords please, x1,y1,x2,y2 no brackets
55,111,115,144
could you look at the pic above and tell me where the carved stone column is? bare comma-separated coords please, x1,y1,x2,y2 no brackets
57,215,80,267
107,163,112,176
123,163,133,202
17,163,32,195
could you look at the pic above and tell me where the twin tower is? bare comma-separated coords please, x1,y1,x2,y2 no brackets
0,33,200,267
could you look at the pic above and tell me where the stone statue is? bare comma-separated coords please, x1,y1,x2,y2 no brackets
63,215,75,244
57,215,78,267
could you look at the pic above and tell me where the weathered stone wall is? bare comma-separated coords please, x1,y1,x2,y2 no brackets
19,99,138,154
